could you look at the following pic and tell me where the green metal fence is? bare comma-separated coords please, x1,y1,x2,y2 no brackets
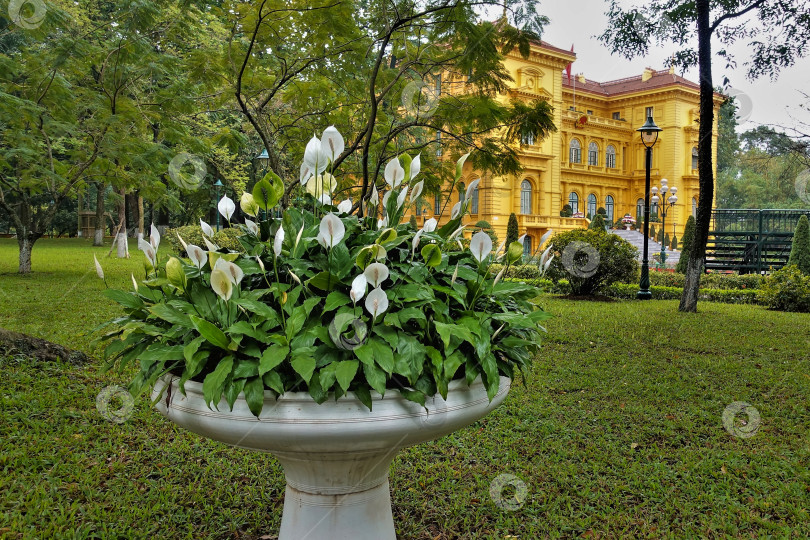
706,209,810,273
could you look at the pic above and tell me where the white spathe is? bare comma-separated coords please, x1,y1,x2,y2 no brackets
244,219,258,236
410,154,421,180
383,157,405,188
152,374,510,540
422,218,437,233
470,231,492,263
218,195,236,222
320,125,344,161
273,229,285,258
187,244,206,269
304,135,328,175
94,255,104,280
363,262,389,288
210,268,232,301
318,213,345,248
137,238,156,268
365,286,388,318
200,218,214,238
350,274,367,304
149,223,161,251
337,199,352,214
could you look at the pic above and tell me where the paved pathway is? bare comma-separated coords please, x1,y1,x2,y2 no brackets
611,229,680,267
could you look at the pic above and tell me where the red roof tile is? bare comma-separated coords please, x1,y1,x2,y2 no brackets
562,69,699,97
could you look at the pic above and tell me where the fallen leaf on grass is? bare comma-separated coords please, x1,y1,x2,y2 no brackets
630,442,639,450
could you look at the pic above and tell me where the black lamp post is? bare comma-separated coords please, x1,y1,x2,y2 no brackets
214,179,223,231
255,149,271,218
651,179,678,266
636,116,662,300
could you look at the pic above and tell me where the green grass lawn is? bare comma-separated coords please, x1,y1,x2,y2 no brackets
1,239,809,539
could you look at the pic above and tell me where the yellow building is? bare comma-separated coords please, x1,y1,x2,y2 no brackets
427,40,723,255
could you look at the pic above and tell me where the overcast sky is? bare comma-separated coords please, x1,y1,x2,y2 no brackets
533,1,810,135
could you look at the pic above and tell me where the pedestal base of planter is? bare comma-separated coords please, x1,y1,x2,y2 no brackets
153,375,510,540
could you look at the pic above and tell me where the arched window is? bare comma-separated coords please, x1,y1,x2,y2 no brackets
587,193,598,218
520,180,532,214
434,193,441,215
636,198,644,222
458,182,465,204
521,132,534,146
606,145,616,168
692,197,698,218
569,192,579,214
605,195,615,223
523,235,533,258
588,142,599,166
692,147,698,169
569,139,582,163
470,182,479,214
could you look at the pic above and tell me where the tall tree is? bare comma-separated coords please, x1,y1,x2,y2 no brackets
601,0,810,312
788,214,810,274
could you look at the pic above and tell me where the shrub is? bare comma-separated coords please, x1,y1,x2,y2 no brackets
589,214,606,231
758,265,810,312
506,213,519,245
787,214,810,274
546,228,638,295
474,220,499,246
560,204,573,218
409,215,418,229
650,224,656,241
657,227,664,244
597,207,606,216
676,216,696,274
165,224,245,255
491,263,542,280
640,271,764,290
672,235,678,250
664,233,670,250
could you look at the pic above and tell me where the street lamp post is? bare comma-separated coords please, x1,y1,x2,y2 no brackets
214,179,223,231
636,116,662,300
255,149,271,219
651,179,678,267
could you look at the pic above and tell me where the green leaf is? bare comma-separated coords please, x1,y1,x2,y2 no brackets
354,385,373,410
243,377,266,417
234,298,280,326
376,228,397,244
291,355,316,383
149,304,192,327
259,344,289,376
262,371,284,394
183,336,206,364
434,321,475,353
354,338,394,373
481,353,500,400
190,315,231,350
396,335,426,384
307,271,339,291
399,388,426,406
455,152,470,181
363,361,387,395
444,350,465,379
233,359,260,379
324,291,350,312
103,289,144,310
139,345,185,363
285,307,308,341
202,356,234,408
421,244,442,267
319,363,337,391
335,360,359,392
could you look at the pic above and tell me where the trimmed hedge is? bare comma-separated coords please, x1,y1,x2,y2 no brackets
644,271,765,290
164,225,245,254
758,265,810,312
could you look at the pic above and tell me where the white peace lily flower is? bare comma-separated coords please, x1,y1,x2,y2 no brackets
465,178,480,201
306,173,337,197
457,239,464,250
410,180,424,202
203,237,219,251
131,273,139,292
337,198,352,214
176,234,188,251
256,256,265,273
218,195,236,222
94,255,104,280
470,231,493,263
350,274,367,305
200,218,214,238
240,192,259,217
539,229,553,248
517,234,526,246
411,229,424,256
449,226,465,240
273,228,285,258
289,270,302,285
294,222,305,251
186,244,207,269
422,218,437,233
377,216,388,228
450,201,462,219
214,256,244,285
300,161,313,185
396,188,407,210
494,239,506,261
210,269,233,301
492,323,506,340
317,193,332,206
244,219,259,235
363,262,389,287
316,232,327,249
370,184,379,204
382,189,392,209
364,286,389,319
543,254,555,272
384,156,405,188
320,125,345,161
319,213,345,248
540,244,553,267
149,224,160,251
138,238,156,267
410,154,421,180
304,135,329,175
493,266,506,285
451,263,459,285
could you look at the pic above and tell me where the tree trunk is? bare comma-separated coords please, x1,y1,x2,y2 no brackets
679,0,714,313
77,188,84,238
116,187,129,258
137,194,144,240
18,234,34,274
94,182,105,246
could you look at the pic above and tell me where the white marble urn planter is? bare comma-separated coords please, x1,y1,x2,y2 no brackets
152,374,511,540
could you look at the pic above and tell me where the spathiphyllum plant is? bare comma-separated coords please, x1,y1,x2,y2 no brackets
100,127,549,417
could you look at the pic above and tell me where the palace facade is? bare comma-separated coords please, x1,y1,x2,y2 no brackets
425,40,723,255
